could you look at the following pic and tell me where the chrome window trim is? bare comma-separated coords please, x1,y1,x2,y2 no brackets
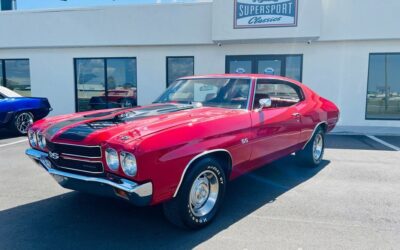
164,77,253,110
302,121,328,150
251,78,306,110
173,149,233,198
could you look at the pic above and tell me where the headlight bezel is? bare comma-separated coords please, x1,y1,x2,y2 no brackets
28,130,38,147
120,151,137,177
37,132,47,149
105,148,120,171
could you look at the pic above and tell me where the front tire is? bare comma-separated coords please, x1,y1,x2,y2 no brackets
163,157,226,229
296,127,325,167
9,112,34,135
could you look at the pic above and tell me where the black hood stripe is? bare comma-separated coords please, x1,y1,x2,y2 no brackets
56,104,193,141
45,109,127,137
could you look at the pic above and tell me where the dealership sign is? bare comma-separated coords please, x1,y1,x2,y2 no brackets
234,0,298,29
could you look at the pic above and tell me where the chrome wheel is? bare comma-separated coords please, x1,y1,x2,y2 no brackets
189,170,219,217
15,113,33,134
313,133,323,161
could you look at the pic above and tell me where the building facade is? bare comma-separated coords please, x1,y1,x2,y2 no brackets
0,0,400,132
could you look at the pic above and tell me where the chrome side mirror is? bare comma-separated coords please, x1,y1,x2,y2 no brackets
259,98,272,110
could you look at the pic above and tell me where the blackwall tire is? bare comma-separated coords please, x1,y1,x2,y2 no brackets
296,127,325,167
163,157,226,229
10,112,34,135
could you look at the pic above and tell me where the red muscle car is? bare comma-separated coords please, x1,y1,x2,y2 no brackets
26,74,339,229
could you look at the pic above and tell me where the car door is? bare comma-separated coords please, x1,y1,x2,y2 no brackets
249,79,304,165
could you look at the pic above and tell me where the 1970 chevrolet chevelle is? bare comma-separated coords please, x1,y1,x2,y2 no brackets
26,74,339,229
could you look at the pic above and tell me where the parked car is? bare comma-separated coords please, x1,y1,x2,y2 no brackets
89,88,137,110
0,86,52,135
25,74,339,229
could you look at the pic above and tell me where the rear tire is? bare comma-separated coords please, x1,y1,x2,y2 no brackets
163,157,226,229
296,127,325,167
9,112,34,135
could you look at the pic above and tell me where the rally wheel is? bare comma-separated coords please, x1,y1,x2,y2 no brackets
163,157,226,229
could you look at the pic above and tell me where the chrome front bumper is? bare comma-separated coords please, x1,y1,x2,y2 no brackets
25,148,152,206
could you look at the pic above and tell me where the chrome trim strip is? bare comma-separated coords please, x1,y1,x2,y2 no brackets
47,141,103,158
61,153,102,159
61,154,102,162
25,148,152,197
302,121,328,149
55,165,104,174
173,149,233,198
47,141,101,148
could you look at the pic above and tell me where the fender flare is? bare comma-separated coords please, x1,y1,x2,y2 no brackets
173,149,232,197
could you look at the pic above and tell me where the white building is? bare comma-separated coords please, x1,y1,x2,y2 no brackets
0,0,400,133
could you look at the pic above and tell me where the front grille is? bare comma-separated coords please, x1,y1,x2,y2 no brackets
47,141,102,158
50,157,104,174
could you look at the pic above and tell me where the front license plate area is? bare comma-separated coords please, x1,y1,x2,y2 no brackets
40,156,53,170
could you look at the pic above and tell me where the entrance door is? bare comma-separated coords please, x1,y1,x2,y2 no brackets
226,55,303,81
257,59,283,76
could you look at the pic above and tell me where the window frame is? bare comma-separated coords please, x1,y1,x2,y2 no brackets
225,54,303,82
365,52,400,121
0,58,31,91
166,56,195,88
73,57,137,112
252,78,305,110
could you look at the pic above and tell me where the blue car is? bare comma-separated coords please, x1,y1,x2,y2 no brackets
0,86,52,135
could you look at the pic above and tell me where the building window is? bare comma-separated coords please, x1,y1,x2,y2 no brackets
366,53,400,120
166,56,194,87
75,57,137,112
226,55,303,82
0,59,31,96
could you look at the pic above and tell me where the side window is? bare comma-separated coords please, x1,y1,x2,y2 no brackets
253,80,303,109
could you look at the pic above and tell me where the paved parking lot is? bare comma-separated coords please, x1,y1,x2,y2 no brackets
0,130,399,250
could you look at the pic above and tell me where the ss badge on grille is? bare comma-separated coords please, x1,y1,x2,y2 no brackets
49,151,60,160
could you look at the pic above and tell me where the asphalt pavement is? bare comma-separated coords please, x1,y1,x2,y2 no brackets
0,130,399,250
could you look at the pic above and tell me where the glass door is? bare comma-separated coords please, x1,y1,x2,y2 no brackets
257,59,283,76
226,55,303,81
227,59,252,74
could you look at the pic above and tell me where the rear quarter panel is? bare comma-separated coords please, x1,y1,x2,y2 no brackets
298,85,339,143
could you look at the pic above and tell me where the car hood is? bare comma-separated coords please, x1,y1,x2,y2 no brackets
37,104,245,146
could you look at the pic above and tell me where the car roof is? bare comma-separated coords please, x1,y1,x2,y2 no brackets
179,74,301,84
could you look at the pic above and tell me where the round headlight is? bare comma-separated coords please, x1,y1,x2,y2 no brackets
28,130,37,147
37,133,47,149
120,152,137,177
105,148,119,171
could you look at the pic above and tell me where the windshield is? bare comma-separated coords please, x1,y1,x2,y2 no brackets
155,78,251,109
0,86,22,98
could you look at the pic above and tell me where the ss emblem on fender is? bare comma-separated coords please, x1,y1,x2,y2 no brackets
241,138,249,144
49,152,60,160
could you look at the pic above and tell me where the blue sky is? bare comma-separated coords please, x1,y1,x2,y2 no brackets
17,0,204,10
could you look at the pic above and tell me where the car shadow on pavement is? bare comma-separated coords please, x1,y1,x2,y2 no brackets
0,129,23,140
0,156,329,250
325,134,395,151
